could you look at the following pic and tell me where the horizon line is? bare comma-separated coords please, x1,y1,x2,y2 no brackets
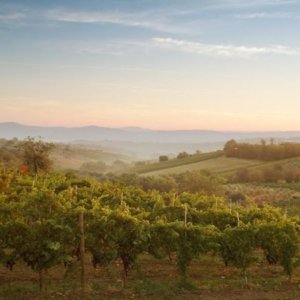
1,121,300,133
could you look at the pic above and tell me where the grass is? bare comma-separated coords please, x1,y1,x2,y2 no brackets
139,156,265,176
227,156,300,173
1,254,300,299
227,182,300,216
133,151,300,177
0,282,38,297
263,182,300,192
132,151,224,174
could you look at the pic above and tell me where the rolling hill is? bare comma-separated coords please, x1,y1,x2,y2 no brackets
2,122,300,160
134,152,300,177
50,144,131,171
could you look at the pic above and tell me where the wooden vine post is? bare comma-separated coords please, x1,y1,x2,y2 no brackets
184,203,187,227
79,208,86,293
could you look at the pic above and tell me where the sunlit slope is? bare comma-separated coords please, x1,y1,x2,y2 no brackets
132,151,222,174
140,156,262,176
137,153,300,177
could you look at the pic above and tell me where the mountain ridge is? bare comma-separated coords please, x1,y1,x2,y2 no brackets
1,122,300,144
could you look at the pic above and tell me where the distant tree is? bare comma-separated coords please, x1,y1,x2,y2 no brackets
177,152,189,159
223,139,238,157
19,137,54,174
159,155,169,162
224,140,300,161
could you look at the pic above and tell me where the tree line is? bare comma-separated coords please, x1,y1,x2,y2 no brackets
224,139,300,161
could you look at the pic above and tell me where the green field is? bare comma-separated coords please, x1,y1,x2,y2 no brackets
132,151,223,174
141,156,264,176
133,151,300,177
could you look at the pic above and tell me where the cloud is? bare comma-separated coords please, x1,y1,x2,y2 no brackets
45,9,182,33
153,37,300,58
201,0,297,10
0,12,25,22
234,12,293,19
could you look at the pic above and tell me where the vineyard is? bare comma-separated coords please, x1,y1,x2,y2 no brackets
132,151,224,174
1,168,300,299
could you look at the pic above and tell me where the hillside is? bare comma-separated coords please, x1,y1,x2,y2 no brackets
135,152,300,177
50,144,131,171
0,138,132,172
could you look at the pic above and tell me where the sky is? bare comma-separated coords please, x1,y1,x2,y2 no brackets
0,0,300,131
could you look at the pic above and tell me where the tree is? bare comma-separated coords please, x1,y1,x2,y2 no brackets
159,155,169,162
223,139,238,157
19,137,54,174
177,152,189,159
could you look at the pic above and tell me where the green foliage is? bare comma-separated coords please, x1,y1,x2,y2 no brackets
109,210,149,273
257,222,299,277
177,152,190,159
175,224,219,280
7,220,72,272
109,170,225,194
231,162,300,184
224,139,300,161
0,167,300,292
159,155,169,162
219,225,257,284
148,221,179,259
132,151,223,174
198,209,238,230
19,137,54,174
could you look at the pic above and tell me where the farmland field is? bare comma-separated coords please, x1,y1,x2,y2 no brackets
139,156,264,176
137,155,300,177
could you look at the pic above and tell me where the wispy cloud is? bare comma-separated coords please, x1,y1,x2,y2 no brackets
0,12,25,22
234,12,294,19
39,39,155,57
45,9,182,33
202,0,297,10
153,37,300,58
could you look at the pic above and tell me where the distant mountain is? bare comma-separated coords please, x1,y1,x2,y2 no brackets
1,122,300,144
1,122,300,159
